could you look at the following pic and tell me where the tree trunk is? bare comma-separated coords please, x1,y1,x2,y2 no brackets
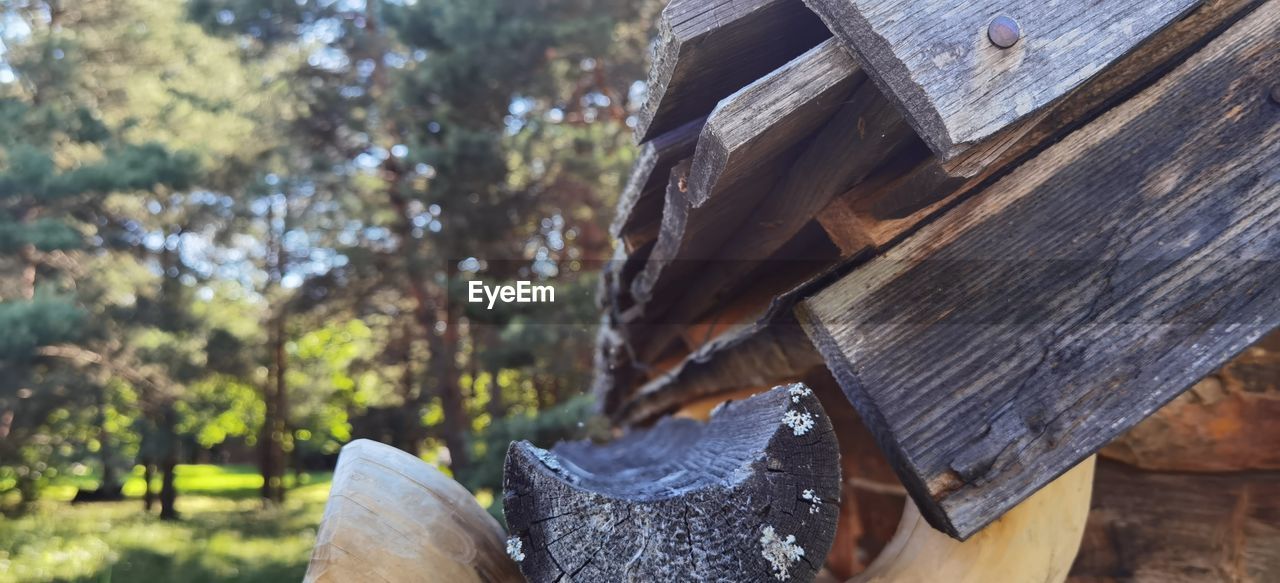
143,461,155,512
158,406,180,520
437,303,469,471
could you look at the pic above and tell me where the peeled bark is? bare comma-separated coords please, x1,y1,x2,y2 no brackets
306,440,521,583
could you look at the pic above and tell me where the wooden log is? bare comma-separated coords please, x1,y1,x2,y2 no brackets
818,0,1265,253
1102,328,1280,472
1068,461,1280,582
801,0,1200,160
504,384,841,582
797,4,1280,539
851,457,1095,583
635,0,830,142
612,117,703,253
630,40,862,360
305,439,522,583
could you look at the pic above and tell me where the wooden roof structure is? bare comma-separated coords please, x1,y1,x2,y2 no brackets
496,0,1278,580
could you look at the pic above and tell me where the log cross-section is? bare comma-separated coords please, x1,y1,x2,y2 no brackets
503,384,841,582
798,2,1280,540
803,0,1201,160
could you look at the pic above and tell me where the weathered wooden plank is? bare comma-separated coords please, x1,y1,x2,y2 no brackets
819,0,1265,253
635,0,830,142
612,117,703,253
1069,462,1280,582
630,40,862,361
613,251,859,423
306,440,522,583
650,81,920,352
797,4,1280,539
802,0,1201,160
504,385,841,582
1102,328,1280,472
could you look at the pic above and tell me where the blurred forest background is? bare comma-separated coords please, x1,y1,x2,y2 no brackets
0,0,658,580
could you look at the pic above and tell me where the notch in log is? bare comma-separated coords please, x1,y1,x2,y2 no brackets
798,3,1280,540
504,384,841,582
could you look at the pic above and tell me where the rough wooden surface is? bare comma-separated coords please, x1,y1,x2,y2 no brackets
1103,328,1280,472
651,80,919,352
305,440,522,583
612,117,703,253
818,0,1265,254
802,0,1200,160
798,4,1280,539
635,0,830,142
504,384,841,582
852,457,1095,583
629,39,861,361
1069,462,1280,582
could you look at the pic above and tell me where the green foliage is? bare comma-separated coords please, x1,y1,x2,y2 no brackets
0,294,84,360
0,466,332,582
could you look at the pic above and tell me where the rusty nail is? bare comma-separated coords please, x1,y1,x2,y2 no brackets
988,16,1021,49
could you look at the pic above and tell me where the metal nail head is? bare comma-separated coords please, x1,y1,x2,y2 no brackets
988,16,1021,49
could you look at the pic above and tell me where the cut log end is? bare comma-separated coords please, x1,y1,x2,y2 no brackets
503,384,841,582
305,439,522,583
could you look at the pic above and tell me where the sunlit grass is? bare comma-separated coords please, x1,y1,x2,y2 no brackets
0,465,331,583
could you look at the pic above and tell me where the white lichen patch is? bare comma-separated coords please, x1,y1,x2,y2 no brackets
506,536,525,562
782,408,815,436
787,385,812,403
801,489,822,514
760,525,805,581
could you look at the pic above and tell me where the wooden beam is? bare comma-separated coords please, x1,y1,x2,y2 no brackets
306,440,522,583
817,0,1266,255
612,117,704,253
650,81,920,353
1069,462,1280,582
798,4,1280,539
504,385,841,582
635,0,830,142
802,0,1201,160
630,40,862,360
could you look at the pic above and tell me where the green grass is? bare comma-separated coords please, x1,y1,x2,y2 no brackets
0,465,332,583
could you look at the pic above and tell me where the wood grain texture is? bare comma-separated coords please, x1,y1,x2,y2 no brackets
504,385,841,582
1069,462,1280,582
305,440,522,583
630,39,861,361
798,3,1280,539
612,117,703,253
819,0,1266,253
651,80,920,353
1102,328,1280,472
802,0,1200,160
635,0,830,142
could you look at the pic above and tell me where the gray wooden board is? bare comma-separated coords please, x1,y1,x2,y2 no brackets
629,40,860,360
797,3,1280,540
653,81,918,344
504,385,840,582
612,116,704,253
636,0,831,142
802,0,1201,160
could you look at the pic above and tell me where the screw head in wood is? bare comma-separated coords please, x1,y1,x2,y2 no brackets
988,16,1021,49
